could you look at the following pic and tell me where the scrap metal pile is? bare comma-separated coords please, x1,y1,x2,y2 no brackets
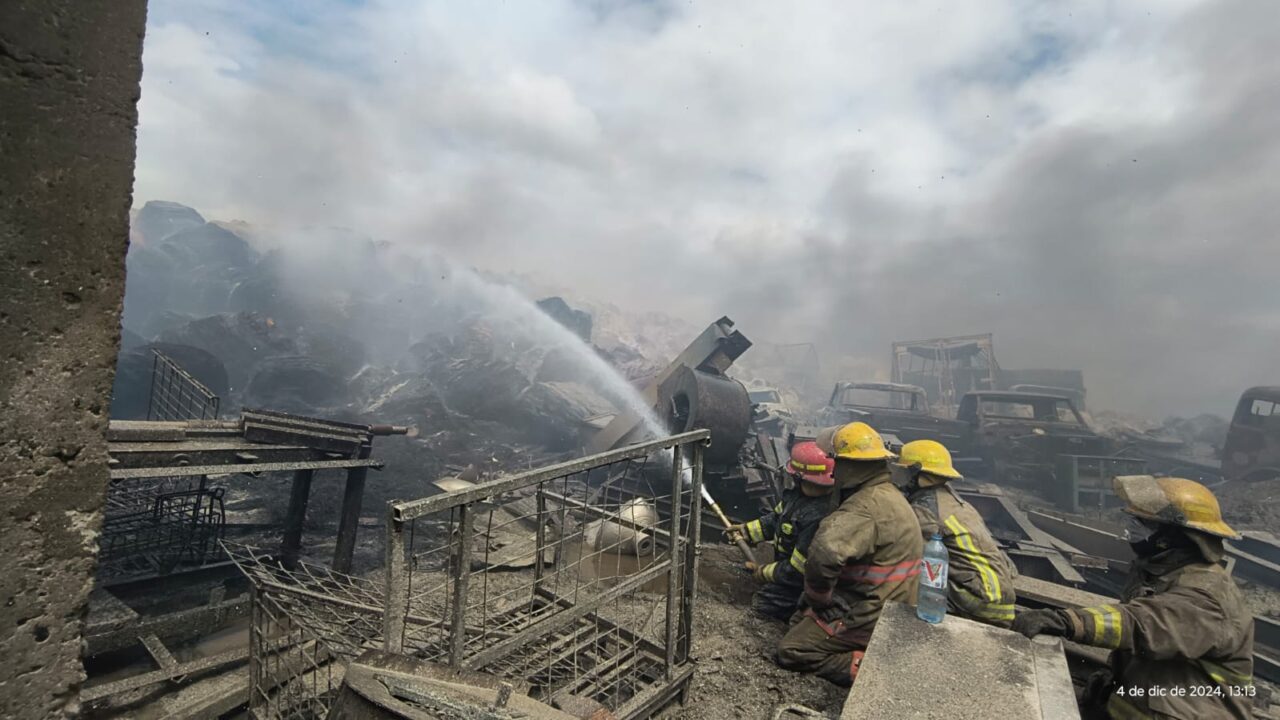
113,201,732,503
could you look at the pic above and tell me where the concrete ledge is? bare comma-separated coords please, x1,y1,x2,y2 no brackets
842,602,1080,720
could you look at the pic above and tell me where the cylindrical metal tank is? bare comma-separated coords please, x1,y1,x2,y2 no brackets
588,498,658,556
658,366,752,468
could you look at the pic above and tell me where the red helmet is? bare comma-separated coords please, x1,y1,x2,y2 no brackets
788,441,835,486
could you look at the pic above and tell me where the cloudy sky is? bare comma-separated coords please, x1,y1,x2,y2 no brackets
132,0,1280,417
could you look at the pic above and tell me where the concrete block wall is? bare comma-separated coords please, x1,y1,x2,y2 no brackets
0,1,148,716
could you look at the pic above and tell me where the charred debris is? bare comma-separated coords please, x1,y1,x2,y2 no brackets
79,202,1280,718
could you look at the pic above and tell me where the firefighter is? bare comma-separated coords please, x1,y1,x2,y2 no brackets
775,422,923,686
725,441,836,620
1013,475,1254,719
895,439,1017,628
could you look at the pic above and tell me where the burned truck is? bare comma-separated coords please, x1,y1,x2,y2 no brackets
957,390,1110,487
816,382,970,452
1223,386,1280,483
805,386,1130,510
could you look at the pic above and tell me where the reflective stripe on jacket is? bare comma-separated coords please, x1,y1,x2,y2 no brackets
909,484,1017,627
804,467,922,638
1064,548,1254,720
746,486,832,588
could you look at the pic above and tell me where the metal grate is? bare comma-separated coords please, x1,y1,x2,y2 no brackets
250,588,348,719
98,485,226,579
98,350,224,581
148,349,220,421
232,430,708,720
226,544,386,718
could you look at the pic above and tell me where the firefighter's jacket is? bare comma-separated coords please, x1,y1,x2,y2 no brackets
1063,542,1255,719
743,486,831,586
803,464,923,644
908,483,1018,627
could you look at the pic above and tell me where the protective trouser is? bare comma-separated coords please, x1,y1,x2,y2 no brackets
775,613,869,687
751,579,804,621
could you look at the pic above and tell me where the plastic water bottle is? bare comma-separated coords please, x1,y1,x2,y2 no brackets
917,533,949,624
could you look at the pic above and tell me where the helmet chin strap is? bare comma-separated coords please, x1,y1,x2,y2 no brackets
903,463,924,493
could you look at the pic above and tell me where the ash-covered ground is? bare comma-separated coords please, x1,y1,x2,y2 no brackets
656,544,848,719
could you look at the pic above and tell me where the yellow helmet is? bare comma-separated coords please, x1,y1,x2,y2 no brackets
896,439,962,480
1113,475,1239,540
831,422,895,461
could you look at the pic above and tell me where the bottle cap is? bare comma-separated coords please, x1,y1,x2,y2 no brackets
931,532,943,540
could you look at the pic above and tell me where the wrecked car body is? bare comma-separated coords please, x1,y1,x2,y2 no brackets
747,384,795,438
1223,386,1280,483
957,391,1109,487
817,382,971,452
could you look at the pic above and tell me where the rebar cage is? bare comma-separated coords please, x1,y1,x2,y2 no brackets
235,430,708,720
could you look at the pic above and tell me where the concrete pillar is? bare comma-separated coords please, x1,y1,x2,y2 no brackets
0,2,147,717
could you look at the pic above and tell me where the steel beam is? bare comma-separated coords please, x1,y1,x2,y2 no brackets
332,462,369,574
1235,532,1280,565
84,596,250,656
109,457,383,480
107,441,323,469
1226,545,1280,590
1027,510,1132,570
280,469,314,569
531,587,667,658
383,516,409,654
664,449,683,679
81,646,250,703
679,442,704,665
448,504,474,667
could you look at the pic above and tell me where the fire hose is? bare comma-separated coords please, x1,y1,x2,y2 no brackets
702,484,756,565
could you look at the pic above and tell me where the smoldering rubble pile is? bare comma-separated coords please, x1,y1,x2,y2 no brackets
114,201,672,496
1091,410,1229,463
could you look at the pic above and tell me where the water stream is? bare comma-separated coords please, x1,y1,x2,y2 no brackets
434,262,705,489
432,260,672,440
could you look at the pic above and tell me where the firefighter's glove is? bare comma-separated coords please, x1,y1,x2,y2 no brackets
1011,609,1071,639
745,561,769,584
1081,669,1116,710
800,592,850,624
724,524,748,545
